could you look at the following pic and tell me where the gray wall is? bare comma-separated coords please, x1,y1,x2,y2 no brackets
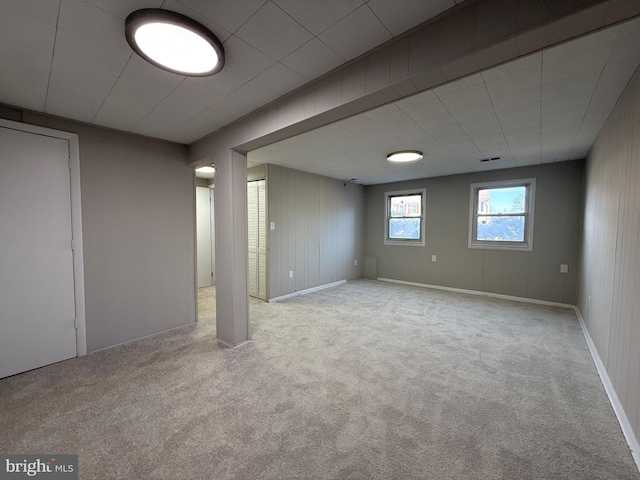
578,67,640,445
4,110,196,352
365,161,584,304
267,165,364,299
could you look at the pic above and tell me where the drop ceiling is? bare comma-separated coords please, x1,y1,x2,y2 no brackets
1,1,639,186
249,17,640,185
0,0,465,144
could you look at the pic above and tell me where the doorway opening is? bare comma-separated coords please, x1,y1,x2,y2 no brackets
195,174,215,325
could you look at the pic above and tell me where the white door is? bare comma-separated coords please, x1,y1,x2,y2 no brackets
248,180,267,300
196,186,213,288
0,126,77,378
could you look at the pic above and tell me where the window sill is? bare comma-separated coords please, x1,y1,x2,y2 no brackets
385,239,425,247
468,241,532,252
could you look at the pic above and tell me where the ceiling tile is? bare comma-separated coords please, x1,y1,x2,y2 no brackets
541,95,590,117
437,83,492,118
458,114,502,137
598,55,640,88
170,96,256,143
253,63,308,95
274,0,363,35
92,56,184,130
404,99,454,129
222,35,277,80
0,42,52,111
176,0,265,33
159,0,231,42
0,7,56,111
541,69,600,99
281,39,345,79
133,81,225,137
53,29,131,76
319,5,392,61
229,81,281,109
433,73,483,96
0,5,56,55
368,0,456,36
483,65,542,96
235,2,313,61
489,84,541,111
541,114,584,133
543,25,619,61
611,33,640,65
45,58,117,122
58,0,130,54
83,0,162,20
394,89,436,110
0,0,60,26
542,41,614,80
188,69,248,97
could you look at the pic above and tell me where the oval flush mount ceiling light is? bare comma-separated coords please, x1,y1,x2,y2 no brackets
387,150,423,163
195,166,215,174
125,9,224,76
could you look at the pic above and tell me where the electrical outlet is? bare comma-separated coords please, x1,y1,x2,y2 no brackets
288,270,293,279
560,264,568,274
431,255,437,262
270,222,275,230
354,259,358,266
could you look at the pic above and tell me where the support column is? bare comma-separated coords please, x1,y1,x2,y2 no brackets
214,149,249,347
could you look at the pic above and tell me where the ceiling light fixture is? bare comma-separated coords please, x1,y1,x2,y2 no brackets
195,166,215,174
125,9,224,76
387,150,423,163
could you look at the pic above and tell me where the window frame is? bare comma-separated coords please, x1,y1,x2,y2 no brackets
468,178,536,252
384,188,426,247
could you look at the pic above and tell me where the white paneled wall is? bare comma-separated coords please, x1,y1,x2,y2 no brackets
578,66,640,446
267,165,364,299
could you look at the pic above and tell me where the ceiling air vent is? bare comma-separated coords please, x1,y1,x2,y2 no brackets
478,156,503,163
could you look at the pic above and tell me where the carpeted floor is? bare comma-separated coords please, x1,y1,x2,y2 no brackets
1,280,638,479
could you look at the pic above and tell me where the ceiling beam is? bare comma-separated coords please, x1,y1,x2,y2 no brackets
189,0,640,165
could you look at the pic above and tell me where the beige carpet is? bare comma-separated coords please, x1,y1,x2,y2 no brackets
1,280,638,479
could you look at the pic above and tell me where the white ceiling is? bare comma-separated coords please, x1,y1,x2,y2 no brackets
0,0,465,145
2,1,639,186
249,18,640,185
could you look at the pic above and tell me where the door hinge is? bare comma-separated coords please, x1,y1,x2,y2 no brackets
71,239,75,251
74,318,78,329
68,157,72,170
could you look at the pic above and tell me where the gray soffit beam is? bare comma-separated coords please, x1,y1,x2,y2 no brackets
189,0,640,164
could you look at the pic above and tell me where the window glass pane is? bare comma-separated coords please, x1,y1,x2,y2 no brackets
477,186,526,214
390,194,421,218
476,216,525,242
389,218,421,240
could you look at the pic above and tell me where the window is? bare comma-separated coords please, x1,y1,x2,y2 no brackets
384,188,426,246
469,178,535,251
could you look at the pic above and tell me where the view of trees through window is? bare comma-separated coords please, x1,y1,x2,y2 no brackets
476,186,526,242
389,194,421,240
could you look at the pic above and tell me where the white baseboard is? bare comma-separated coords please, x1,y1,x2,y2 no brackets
377,277,574,308
574,307,640,472
216,338,251,349
269,280,347,303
